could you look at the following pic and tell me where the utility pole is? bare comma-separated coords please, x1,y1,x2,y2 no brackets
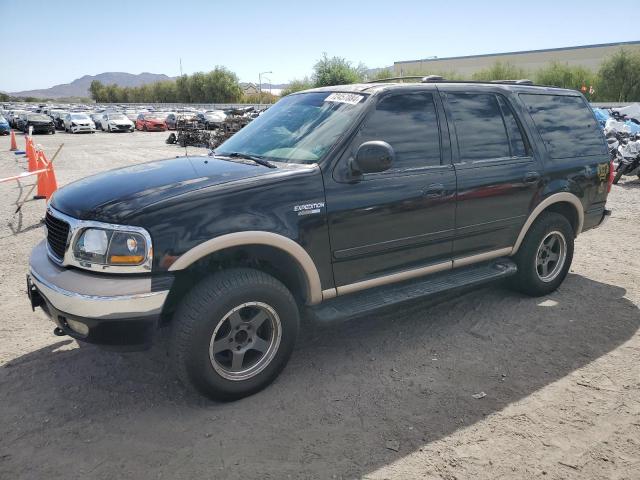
258,71,272,106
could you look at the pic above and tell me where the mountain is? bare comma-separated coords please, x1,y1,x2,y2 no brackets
9,72,173,99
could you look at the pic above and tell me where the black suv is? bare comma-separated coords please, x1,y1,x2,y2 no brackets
27,80,612,400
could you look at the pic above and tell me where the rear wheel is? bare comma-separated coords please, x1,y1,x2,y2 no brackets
170,268,299,401
512,212,574,296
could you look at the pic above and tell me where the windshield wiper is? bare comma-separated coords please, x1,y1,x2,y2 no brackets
217,152,276,169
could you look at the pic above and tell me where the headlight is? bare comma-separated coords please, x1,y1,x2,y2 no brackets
71,122,77,127
74,228,147,266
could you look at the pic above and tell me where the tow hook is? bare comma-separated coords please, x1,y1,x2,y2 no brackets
53,327,66,337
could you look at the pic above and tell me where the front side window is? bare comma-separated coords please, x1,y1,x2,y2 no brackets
353,92,441,170
447,93,511,161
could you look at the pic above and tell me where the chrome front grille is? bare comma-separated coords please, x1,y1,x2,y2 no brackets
45,211,70,260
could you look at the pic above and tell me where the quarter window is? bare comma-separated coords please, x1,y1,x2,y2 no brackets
355,92,441,169
447,93,510,161
520,94,606,159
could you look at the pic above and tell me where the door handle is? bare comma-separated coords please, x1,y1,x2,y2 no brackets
423,183,445,198
523,171,541,184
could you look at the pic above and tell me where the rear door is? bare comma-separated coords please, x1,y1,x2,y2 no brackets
326,89,457,288
441,89,542,258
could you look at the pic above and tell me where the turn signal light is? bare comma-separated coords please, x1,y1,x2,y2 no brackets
109,255,145,264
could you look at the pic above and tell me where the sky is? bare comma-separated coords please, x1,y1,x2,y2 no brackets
1,0,639,92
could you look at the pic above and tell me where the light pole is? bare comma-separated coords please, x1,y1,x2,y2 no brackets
258,71,272,106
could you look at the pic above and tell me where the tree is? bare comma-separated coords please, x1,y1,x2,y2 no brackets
312,53,366,87
89,80,106,102
202,67,243,103
595,49,640,102
472,61,528,81
281,78,313,96
535,62,594,92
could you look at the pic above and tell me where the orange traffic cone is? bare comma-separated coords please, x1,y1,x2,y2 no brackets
27,139,38,172
35,150,58,200
9,130,17,151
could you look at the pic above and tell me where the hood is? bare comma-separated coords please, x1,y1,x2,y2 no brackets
50,156,287,223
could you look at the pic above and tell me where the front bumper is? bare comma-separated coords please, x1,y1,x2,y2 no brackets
111,124,133,131
28,241,171,349
70,125,95,133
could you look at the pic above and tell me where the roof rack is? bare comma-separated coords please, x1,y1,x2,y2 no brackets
367,76,541,86
490,79,534,85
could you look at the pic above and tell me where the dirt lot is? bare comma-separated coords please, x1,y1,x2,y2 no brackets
0,130,638,480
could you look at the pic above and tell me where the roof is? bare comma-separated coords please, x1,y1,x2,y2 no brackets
395,40,640,65
296,81,579,96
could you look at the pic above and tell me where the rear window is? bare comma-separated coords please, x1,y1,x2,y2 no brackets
519,94,606,159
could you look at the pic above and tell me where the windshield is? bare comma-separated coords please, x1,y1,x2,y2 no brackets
144,113,164,119
109,114,127,120
215,91,368,164
71,114,89,120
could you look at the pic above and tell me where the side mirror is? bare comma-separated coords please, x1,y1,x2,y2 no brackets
350,141,394,175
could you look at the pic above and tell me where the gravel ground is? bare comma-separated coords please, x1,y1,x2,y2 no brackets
0,130,638,480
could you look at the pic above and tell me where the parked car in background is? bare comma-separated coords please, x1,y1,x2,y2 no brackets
124,111,139,123
90,113,104,130
197,110,227,130
0,115,10,135
102,112,135,132
15,112,30,131
63,113,95,133
165,113,179,130
52,111,68,130
135,113,167,131
8,110,27,128
23,113,56,134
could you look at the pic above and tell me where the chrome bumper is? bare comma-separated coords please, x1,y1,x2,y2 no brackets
29,240,168,320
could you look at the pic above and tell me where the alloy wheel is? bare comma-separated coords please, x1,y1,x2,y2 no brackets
208,302,282,381
535,231,567,282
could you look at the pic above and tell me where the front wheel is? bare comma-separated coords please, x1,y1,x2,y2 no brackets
170,268,299,401
511,212,574,297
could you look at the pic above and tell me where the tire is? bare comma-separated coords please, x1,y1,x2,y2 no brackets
613,170,624,184
511,212,574,297
170,268,299,401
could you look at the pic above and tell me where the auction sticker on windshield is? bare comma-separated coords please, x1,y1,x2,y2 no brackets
324,93,364,105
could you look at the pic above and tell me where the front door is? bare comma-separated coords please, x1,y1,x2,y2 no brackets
325,90,457,289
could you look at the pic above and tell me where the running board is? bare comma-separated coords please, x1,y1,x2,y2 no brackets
308,258,517,323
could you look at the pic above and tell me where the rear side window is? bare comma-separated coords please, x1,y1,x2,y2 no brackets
355,92,441,169
446,93,511,160
519,94,606,159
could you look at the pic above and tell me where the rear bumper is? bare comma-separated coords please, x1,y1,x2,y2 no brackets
583,206,612,232
28,241,171,349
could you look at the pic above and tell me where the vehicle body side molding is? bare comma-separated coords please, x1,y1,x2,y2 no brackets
168,231,323,305
511,192,584,255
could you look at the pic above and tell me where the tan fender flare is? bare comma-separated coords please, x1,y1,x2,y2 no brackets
168,231,323,305
511,192,584,255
